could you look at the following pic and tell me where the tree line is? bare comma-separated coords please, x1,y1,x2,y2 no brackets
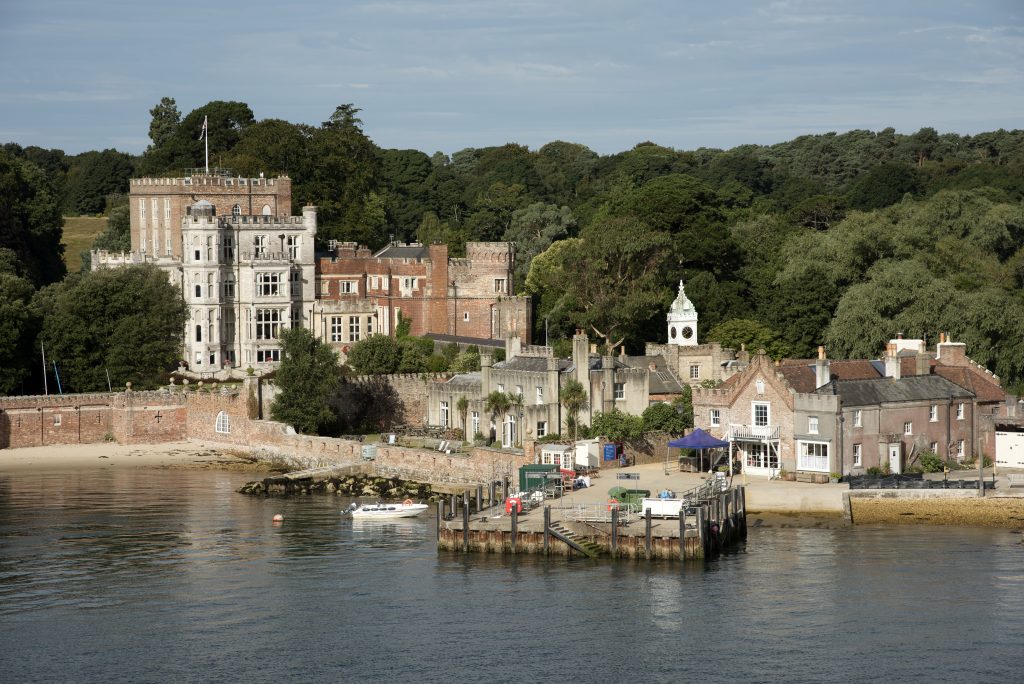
2,97,1023,396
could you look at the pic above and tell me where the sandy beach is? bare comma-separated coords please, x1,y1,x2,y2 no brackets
0,441,259,473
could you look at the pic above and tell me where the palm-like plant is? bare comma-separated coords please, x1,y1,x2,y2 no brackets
456,396,469,437
507,390,525,446
484,390,511,446
560,378,588,442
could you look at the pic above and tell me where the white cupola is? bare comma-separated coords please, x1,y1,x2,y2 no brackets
667,280,698,346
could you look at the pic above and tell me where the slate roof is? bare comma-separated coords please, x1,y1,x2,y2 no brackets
817,375,973,406
373,244,430,260
934,365,1006,403
493,356,571,372
619,355,686,395
445,372,481,389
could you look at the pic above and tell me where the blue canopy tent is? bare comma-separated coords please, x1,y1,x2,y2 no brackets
669,428,731,473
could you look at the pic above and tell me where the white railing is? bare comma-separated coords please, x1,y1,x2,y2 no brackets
729,424,781,441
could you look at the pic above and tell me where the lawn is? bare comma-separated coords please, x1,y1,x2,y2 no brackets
62,216,108,272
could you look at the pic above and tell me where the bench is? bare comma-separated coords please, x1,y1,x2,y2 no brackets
1007,474,1024,488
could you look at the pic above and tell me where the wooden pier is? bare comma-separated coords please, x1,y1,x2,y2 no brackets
437,485,747,561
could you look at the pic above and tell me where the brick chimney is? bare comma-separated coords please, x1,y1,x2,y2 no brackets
814,345,830,388
915,351,930,376
936,332,967,367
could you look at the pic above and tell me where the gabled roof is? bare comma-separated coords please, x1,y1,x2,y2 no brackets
445,372,481,389
777,359,882,393
934,365,1005,403
619,355,686,395
494,356,564,373
817,375,973,406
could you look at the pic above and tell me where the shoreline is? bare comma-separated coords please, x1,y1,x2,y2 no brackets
0,441,266,473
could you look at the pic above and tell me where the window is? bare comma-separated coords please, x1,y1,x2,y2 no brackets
515,385,523,397
537,421,547,438
745,442,778,470
753,402,769,427
330,317,344,342
401,277,416,292
256,309,281,340
164,199,171,222
194,249,201,261
853,443,862,467
256,272,281,297
166,238,172,256
254,235,268,258
195,351,202,364
904,421,913,435
232,204,241,217
463,312,469,321
808,416,819,435
493,278,506,293
798,441,829,472
689,364,700,380
930,441,939,454
471,411,480,438
262,205,271,216
215,411,231,434
207,273,214,297
497,384,504,393
349,316,360,342
536,386,543,405
956,403,965,420
195,284,202,298
320,281,330,296
287,235,299,260
139,198,146,221
195,325,202,342
957,440,965,459
256,348,281,363
614,383,625,400
289,270,300,294
853,410,862,428
440,401,450,427
710,409,721,427
339,281,355,294
929,404,938,422
223,236,234,260
223,274,235,298
152,199,159,226
53,414,62,427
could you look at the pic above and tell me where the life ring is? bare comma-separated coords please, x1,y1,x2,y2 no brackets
403,498,413,506
607,498,620,511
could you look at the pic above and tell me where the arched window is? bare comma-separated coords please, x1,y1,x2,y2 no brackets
262,204,272,216
232,204,241,217
215,411,230,434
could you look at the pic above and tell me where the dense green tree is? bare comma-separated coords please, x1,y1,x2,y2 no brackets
641,401,689,435
63,149,135,214
226,119,313,180
483,390,511,444
141,100,255,174
90,205,131,254
503,202,576,288
346,334,402,374
846,162,923,210
0,149,65,286
706,319,791,359
147,97,181,150
0,272,40,394
270,327,344,435
34,264,185,392
590,409,644,443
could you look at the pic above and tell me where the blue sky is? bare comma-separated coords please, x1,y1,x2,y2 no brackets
1,0,1021,156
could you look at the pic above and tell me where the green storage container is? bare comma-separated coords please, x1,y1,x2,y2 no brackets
519,464,559,493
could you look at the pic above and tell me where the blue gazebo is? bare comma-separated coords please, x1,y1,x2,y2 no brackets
669,428,730,472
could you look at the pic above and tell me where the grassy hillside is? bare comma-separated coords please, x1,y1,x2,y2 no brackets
62,216,107,272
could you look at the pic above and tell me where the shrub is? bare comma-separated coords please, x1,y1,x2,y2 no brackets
866,466,884,475
919,451,944,473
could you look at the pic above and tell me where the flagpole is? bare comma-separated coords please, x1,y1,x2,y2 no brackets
41,343,49,396
204,116,209,174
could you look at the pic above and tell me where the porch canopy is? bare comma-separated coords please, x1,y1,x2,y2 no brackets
669,428,730,472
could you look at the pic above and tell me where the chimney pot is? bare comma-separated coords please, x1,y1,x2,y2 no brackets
818,345,826,360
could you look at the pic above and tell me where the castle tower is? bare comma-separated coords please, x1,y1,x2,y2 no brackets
667,280,698,346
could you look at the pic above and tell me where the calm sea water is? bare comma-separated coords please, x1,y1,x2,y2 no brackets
1,467,1022,683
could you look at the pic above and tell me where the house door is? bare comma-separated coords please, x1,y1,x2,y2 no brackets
888,444,902,474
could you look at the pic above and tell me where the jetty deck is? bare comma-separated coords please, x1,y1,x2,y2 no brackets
437,482,748,561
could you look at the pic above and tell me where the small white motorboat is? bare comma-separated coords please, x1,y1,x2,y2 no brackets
344,500,430,519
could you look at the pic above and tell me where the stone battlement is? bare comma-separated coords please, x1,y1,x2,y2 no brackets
131,175,289,189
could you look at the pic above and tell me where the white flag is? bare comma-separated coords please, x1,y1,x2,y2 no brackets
198,115,208,141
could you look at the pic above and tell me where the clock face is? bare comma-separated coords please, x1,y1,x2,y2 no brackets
681,326,693,339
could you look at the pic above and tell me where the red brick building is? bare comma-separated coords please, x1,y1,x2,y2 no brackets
316,241,531,346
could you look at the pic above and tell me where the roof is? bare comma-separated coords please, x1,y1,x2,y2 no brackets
935,365,1005,403
494,356,571,373
817,375,974,406
373,244,430,260
445,372,481,389
778,359,884,393
424,333,504,349
619,355,686,395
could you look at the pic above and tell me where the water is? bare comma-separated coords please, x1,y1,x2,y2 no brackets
1,468,1022,683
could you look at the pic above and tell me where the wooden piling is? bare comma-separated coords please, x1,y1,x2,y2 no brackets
543,506,551,556
645,508,652,559
462,496,469,553
678,509,686,559
696,505,706,559
436,501,442,540
611,507,619,558
511,506,518,555
488,481,496,508
476,485,483,513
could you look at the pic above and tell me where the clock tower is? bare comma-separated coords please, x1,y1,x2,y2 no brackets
667,280,698,346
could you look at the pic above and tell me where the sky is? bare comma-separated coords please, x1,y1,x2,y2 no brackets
0,0,1022,157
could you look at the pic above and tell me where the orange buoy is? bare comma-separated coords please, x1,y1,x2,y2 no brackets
607,498,619,511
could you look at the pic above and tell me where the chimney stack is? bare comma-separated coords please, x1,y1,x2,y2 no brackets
815,345,830,388
884,342,901,380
